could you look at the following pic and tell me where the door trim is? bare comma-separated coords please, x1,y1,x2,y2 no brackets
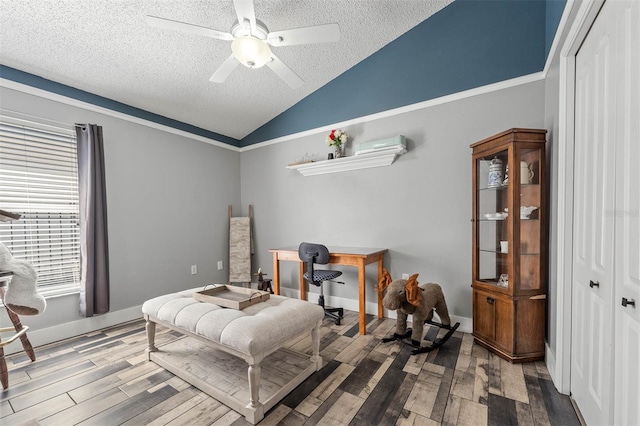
554,0,605,395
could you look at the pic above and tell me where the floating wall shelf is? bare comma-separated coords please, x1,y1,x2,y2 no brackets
286,147,407,176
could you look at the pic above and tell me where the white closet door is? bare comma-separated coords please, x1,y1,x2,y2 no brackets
571,1,616,424
614,2,640,425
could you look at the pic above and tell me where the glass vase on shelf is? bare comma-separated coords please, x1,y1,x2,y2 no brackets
326,129,349,159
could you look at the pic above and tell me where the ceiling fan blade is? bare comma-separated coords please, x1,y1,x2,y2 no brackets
266,54,303,89
267,23,340,47
210,55,239,83
146,15,233,41
233,0,257,33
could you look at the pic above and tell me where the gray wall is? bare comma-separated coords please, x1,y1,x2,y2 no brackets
0,87,240,335
544,51,561,354
241,80,546,319
541,0,582,382
0,79,546,347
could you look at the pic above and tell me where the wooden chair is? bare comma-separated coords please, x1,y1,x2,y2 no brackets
0,272,36,389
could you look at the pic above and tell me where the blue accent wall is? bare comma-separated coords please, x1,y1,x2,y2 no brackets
242,0,547,146
0,65,241,147
545,0,566,58
1,0,567,148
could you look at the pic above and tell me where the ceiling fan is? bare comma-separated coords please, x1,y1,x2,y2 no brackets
146,0,340,89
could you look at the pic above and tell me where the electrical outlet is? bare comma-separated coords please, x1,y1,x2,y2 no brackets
402,273,409,279
217,260,223,270
191,265,197,275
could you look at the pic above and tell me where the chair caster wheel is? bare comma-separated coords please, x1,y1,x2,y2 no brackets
335,318,341,325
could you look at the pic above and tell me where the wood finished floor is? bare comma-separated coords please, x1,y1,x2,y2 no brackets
0,310,581,425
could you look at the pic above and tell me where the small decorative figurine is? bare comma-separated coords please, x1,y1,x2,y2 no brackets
488,157,503,188
254,268,273,294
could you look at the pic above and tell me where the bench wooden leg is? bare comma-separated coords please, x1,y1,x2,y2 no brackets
245,362,264,424
311,320,322,370
145,319,157,357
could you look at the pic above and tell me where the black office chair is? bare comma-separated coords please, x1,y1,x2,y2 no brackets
298,242,344,325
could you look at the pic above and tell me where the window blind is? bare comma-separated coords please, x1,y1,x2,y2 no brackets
0,118,80,293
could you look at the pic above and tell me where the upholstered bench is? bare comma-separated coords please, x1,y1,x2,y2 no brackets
142,288,324,424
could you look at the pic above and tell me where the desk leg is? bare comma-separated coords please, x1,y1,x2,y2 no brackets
299,262,306,301
358,258,366,335
377,255,384,319
272,254,280,295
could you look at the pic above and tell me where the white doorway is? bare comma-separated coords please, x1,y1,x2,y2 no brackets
558,1,640,424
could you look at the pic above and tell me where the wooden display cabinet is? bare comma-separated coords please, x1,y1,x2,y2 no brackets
470,128,547,363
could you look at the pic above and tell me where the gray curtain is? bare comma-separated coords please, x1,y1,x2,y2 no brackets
75,124,109,317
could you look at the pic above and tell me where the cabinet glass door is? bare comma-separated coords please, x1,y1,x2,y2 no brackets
518,147,542,291
476,149,509,289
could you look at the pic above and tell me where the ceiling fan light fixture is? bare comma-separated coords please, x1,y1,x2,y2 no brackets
231,36,272,68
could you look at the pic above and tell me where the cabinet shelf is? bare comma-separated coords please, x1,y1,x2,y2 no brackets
286,147,406,176
478,218,538,222
478,186,508,192
478,183,539,192
479,249,540,255
475,280,508,288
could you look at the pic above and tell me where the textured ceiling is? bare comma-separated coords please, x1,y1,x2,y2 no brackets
0,0,452,141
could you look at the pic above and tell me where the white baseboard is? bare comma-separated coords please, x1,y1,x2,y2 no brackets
3,305,143,355
279,289,473,334
544,342,567,394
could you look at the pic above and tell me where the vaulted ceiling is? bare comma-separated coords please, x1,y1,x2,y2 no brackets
0,0,453,142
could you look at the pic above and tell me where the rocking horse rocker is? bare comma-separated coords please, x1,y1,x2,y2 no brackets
378,270,460,355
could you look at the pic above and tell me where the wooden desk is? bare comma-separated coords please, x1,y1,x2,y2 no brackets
269,246,388,335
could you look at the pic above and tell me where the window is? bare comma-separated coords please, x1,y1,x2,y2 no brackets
0,117,80,296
